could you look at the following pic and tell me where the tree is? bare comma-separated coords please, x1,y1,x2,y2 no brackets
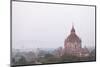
16,55,27,65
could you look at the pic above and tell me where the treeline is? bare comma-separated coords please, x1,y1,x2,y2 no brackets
11,48,96,66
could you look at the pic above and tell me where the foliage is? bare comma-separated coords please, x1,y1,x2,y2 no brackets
12,55,28,66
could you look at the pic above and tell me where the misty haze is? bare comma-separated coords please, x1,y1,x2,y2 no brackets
11,1,96,66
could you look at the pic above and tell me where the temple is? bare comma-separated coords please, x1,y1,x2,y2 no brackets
63,25,89,57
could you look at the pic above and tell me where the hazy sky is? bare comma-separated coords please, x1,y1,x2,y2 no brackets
12,2,95,49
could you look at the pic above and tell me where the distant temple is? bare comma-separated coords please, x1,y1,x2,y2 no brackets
63,25,89,57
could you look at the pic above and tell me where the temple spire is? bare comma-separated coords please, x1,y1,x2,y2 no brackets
71,24,75,33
